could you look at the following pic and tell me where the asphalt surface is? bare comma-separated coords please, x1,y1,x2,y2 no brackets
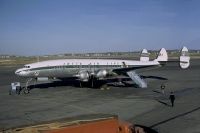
0,59,199,133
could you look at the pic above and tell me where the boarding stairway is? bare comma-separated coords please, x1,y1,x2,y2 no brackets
127,71,147,88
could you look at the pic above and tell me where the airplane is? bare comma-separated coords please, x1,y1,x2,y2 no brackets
15,47,190,94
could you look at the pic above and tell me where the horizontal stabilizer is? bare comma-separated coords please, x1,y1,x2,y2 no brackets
180,46,190,69
127,71,147,88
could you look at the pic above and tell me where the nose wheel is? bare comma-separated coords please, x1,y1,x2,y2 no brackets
23,87,30,94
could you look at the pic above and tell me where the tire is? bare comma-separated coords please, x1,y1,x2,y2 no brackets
23,88,30,94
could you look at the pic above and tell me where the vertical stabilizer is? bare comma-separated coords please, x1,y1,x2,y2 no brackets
154,48,168,62
140,49,149,61
180,46,190,69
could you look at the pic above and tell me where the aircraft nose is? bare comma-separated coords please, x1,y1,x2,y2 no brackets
15,69,26,76
15,68,30,77
15,69,21,76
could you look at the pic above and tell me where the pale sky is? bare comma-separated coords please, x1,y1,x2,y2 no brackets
0,0,200,55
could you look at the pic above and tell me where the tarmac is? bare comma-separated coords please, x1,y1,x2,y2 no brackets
0,59,199,133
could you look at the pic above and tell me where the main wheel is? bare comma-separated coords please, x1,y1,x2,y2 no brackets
23,87,30,94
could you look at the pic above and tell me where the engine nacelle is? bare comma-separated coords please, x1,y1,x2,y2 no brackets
78,71,90,82
96,70,108,79
36,77,49,82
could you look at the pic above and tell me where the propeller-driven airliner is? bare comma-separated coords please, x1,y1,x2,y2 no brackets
15,47,190,93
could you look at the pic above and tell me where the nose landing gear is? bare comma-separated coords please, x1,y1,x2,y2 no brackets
23,78,33,94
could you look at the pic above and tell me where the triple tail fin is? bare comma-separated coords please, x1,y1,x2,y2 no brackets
154,48,168,62
153,47,190,69
180,46,190,69
140,49,149,61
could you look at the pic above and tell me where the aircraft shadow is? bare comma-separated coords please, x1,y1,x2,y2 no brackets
28,78,136,90
28,79,98,90
141,75,168,80
27,75,167,90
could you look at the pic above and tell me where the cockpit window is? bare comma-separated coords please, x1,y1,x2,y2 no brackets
24,66,30,68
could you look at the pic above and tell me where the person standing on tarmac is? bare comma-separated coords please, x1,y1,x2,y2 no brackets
169,92,175,107
161,84,165,94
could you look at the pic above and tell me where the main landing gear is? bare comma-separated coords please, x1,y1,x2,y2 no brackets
79,75,97,88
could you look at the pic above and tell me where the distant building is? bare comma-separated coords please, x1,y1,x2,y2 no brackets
0,55,10,59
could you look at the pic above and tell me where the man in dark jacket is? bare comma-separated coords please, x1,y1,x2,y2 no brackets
169,92,175,107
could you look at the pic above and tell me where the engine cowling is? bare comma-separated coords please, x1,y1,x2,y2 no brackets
96,70,108,79
78,71,90,82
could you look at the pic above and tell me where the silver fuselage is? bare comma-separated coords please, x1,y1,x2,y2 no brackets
15,59,160,78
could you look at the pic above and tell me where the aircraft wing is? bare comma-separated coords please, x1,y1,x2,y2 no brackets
112,65,158,74
112,64,159,88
